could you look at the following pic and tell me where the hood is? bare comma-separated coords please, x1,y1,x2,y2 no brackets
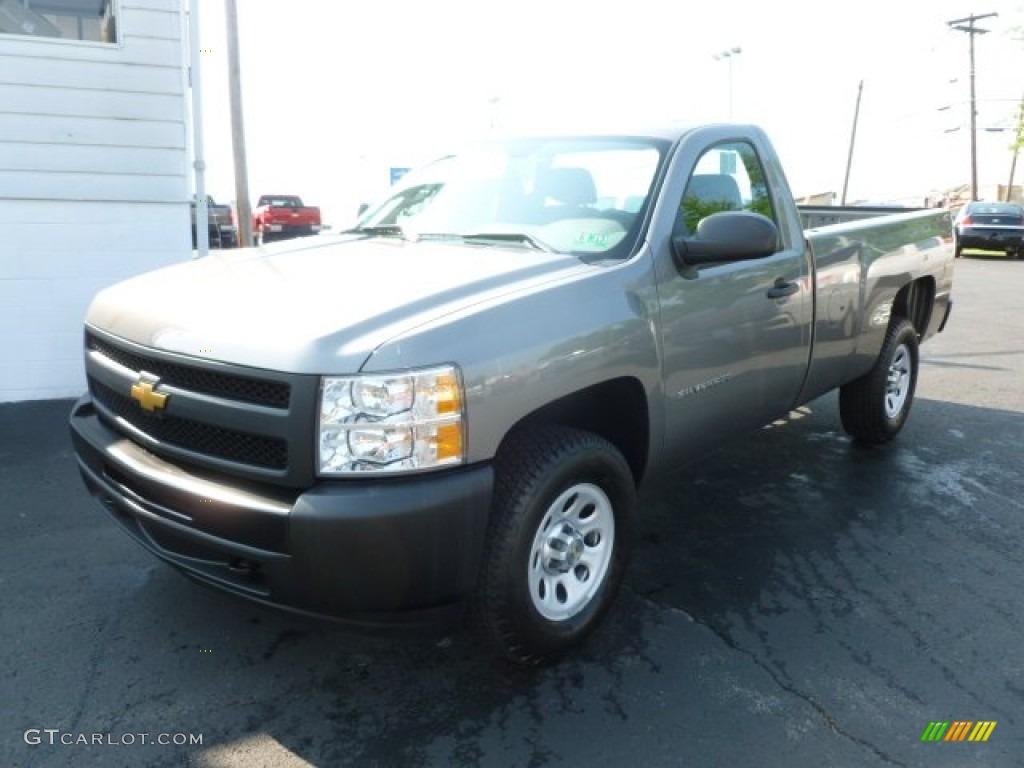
86,236,589,373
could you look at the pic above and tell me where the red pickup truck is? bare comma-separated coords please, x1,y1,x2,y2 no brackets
252,194,322,245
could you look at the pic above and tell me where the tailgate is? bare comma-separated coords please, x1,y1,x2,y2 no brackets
269,207,319,224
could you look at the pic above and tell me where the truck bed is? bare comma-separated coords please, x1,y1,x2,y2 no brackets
798,204,927,230
800,206,954,404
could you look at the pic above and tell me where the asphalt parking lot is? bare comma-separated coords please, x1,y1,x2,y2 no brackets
2,256,1022,768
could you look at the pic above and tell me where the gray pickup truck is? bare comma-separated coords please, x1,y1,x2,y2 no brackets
190,196,237,249
70,124,954,664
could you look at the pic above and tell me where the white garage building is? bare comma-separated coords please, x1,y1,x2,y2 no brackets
1,0,192,402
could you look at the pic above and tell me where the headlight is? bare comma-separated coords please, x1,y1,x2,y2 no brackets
318,365,465,475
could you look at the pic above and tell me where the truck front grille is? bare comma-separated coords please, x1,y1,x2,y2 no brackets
87,333,290,408
83,328,319,487
90,380,287,470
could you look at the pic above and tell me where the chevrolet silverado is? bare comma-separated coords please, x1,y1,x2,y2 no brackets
70,124,955,664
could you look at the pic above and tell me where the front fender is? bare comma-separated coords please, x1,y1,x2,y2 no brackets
362,250,664,466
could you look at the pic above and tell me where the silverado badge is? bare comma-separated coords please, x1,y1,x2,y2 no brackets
130,374,168,412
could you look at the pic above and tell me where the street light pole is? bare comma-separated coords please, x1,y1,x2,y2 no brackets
713,47,742,119
948,12,998,202
186,0,208,258
487,96,500,131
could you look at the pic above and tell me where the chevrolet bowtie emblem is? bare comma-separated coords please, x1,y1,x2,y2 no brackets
130,374,169,412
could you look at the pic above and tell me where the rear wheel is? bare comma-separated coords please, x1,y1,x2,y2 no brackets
839,318,919,444
474,426,635,665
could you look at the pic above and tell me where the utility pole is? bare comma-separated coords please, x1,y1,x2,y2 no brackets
948,12,997,202
225,0,253,246
1007,92,1024,203
841,80,863,206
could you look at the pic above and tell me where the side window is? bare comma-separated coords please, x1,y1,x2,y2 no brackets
0,0,117,43
675,141,776,236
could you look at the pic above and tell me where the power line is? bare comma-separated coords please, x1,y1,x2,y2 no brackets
948,11,998,201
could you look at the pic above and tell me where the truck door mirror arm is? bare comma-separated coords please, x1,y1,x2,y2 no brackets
672,211,780,267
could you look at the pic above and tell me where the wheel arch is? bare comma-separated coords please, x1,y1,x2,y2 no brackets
497,377,650,487
892,276,936,338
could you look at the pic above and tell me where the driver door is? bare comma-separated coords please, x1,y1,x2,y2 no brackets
657,139,812,463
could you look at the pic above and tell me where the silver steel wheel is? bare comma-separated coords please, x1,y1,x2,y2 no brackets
884,343,911,418
527,482,615,622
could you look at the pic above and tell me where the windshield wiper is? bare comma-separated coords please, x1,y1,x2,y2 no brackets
339,224,407,239
341,227,556,253
457,232,555,253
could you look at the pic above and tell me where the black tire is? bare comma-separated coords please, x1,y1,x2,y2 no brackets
253,230,263,247
839,318,919,444
474,426,635,665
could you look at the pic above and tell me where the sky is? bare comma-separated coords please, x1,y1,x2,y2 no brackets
192,0,1024,226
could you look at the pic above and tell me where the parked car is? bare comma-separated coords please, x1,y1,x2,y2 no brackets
70,123,954,665
252,194,322,245
190,196,237,249
953,201,1024,259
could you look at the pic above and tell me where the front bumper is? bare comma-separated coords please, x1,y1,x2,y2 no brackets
69,396,493,629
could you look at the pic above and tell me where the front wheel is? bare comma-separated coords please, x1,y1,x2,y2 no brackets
839,318,919,444
474,426,635,665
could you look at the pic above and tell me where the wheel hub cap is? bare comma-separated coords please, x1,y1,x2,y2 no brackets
527,482,616,622
885,343,911,418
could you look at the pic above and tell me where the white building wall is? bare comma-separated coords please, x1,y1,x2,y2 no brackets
0,0,190,402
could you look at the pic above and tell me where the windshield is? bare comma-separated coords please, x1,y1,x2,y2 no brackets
967,203,1023,217
261,196,303,208
355,137,668,259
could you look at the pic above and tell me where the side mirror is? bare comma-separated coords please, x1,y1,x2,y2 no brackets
672,211,780,267
356,202,369,217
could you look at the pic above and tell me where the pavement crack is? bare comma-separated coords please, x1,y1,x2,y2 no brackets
627,586,909,768
67,610,121,732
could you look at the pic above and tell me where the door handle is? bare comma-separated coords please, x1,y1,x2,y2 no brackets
766,278,799,299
